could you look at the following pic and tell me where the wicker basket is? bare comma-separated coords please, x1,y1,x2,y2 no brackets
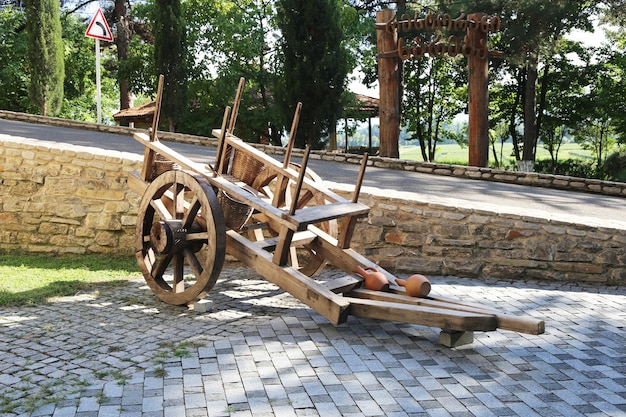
230,150,266,187
218,190,253,231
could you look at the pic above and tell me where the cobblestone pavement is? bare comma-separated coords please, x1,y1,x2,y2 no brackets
1,264,625,417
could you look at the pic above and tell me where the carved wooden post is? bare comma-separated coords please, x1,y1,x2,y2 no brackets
376,10,400,159
467,13,489,168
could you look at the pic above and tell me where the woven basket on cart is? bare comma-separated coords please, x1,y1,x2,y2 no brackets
218,190,254,230
229,150,266,187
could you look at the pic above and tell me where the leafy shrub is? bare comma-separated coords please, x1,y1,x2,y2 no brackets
534,158,596,178
604,150,626,182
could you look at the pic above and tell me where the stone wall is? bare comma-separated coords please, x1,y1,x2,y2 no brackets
330,182,626,286
1,135,625,285
0,136,142,254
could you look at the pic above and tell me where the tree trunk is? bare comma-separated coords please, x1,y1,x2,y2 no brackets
522,52,539,163
115,0,132,111
536,63,550,138
510,68,523,162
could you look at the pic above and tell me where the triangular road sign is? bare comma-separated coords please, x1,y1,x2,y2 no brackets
85,8,113,42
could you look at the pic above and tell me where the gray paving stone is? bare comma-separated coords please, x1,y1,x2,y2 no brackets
2,266,626,416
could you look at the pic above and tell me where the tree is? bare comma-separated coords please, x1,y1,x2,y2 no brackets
25,0,64,116
600,32,626,144
0,6,29,112
154,0,187,131
537,39,590,172
403,56,466,162
183,0,284,142
481,0,595,169
276,0,348,149
114,0,132,110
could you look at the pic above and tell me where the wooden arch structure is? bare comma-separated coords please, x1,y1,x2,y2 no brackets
376,9,501,167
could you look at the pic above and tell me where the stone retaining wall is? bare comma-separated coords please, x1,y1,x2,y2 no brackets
329,183,626,286
0,136,142,254
1,135,625,285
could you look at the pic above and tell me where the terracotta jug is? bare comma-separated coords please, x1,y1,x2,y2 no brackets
353,265,390,291
395,274,431,298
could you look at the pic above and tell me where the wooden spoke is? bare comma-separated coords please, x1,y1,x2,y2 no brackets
135,170,226,305
183,196,201,229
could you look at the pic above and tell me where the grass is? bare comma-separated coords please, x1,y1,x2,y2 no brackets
399,142,594,166
0,253,141,307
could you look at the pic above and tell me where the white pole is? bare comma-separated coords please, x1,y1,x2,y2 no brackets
95,38,102,124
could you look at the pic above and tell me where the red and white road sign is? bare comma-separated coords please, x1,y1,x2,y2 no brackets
85,8,113,42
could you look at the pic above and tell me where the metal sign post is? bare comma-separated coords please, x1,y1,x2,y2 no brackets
85,8,113,124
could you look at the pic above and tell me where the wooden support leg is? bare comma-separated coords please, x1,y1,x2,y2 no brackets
337,216,359,249
439,329,474,347
273,227,295,266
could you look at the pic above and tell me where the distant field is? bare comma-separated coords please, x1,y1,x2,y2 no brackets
399,143,594,166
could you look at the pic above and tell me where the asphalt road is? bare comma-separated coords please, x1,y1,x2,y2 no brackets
1,118,624,228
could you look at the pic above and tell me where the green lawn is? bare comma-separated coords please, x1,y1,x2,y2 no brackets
0,253,141,307
399,143,594,166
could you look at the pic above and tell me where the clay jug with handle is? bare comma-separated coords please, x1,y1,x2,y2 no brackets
395,274,431,298
352,265,390,291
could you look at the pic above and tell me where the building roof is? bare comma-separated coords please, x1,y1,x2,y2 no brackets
113,101,156,121
349,94,379,118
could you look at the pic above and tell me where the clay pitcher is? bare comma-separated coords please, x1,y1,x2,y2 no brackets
353,265,390,291
395,274,431,298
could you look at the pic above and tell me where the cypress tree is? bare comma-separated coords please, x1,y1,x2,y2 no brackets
154,0,186,131
25,0,64,116
276,0,348,149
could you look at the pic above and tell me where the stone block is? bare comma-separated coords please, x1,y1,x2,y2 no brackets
190,298,213,313
439,330,473,347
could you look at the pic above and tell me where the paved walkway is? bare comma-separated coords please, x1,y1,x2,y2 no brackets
1,264,625,417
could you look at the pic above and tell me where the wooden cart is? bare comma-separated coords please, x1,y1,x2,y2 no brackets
127,77,544,346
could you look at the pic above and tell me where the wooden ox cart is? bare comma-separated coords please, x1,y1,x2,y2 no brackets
127,77,544,347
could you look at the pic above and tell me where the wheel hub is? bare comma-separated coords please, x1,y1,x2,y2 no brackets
150,220,184,254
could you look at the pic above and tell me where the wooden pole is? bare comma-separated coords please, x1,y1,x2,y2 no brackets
283,102,302,169
467,13,490,168
376,10,400,159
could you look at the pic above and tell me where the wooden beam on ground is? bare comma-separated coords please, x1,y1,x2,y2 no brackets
225,230,351,325
345,297,498,332
349,288,545,335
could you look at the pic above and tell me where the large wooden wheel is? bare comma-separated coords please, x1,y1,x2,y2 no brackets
250,163,337,277
135,170,226,305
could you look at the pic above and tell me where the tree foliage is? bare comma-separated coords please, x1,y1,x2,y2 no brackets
25,0,65,116
154,0,187,131
0,6,29,111
404,56,466,162
275,0,349,149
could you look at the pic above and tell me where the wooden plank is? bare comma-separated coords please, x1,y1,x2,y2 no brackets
349,288,545,335
228,77,245,133
128,170,149,196
286,203,370,231
141,75,165,181
253,230,318,251
134,132,210,174
345,297,498,332
321,276,362,293
225,230,351,324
